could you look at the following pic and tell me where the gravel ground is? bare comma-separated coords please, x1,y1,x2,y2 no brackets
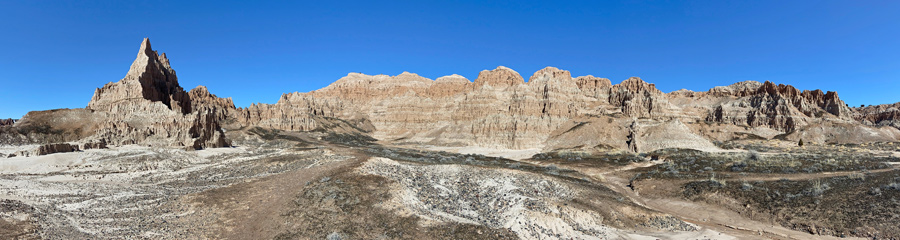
1,130,710,239
0,137,348,239
359,157,693,239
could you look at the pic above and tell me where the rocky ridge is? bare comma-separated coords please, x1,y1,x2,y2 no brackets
236,66,894,151
4,38,231,151
5,38,900,155
84,38,231,149
855,102,900,130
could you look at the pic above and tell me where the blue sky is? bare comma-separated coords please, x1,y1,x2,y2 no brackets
1,1,898,118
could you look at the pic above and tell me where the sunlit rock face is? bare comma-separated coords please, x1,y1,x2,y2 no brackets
10,38,895,153
235,62,891,151
78,38,231,149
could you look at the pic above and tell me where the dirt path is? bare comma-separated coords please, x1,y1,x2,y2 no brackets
560,158,889,240
601,174,867,240
522,156,897,239
725,166,898,182
188,146,370,240
602,159,663,174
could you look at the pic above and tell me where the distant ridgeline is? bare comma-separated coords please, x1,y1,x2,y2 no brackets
2,38,900,156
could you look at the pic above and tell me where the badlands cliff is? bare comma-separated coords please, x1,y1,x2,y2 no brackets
3,38,899,155
232,63,898,152
2,38,231,154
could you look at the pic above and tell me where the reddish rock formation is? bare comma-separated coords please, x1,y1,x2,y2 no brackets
81,38,231,149
35,143,78,155
609,77,671,119
855,102,900,129
473,66,525,88
13,38,234,149
8,39,897,154
234,67,689,150
426,75,470,97
228,62,895,151
705,81,852,132
81,140,107,150
88,38,192,114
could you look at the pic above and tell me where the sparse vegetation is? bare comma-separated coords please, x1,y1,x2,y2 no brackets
531,151,647,169
277,173,519,239
4,124,900,239
681,170,900,239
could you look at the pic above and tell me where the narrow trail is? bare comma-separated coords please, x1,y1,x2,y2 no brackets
212,155,366,240
725,165,899,182
601,159,664,175
601,174,865,240
189,132,375,240
567,159,888,240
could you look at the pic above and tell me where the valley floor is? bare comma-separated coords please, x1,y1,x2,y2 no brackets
1,131,898,239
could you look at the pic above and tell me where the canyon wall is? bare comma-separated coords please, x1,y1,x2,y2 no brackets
7,38,899,154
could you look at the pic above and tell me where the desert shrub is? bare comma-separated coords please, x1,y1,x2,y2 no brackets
327,232,346,240
682,179,727,198
730,161,747,172
741,182,753,191
885,182,900,191
869,187,882,196
805,179,830,197
748,150,761,161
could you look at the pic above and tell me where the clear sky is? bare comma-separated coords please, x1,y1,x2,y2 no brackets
1,1,899,119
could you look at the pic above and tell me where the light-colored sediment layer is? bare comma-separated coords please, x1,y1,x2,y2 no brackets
359,157,733,240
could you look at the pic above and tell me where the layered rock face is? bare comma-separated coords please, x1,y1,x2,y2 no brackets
6,38,231,150
235,67,599,149
88,39,192,114
855,102,900,129
8,38,897,155
83,38,231,149
609,77,674,119
700,81,853,132
235,66,702,150
35,143,79,156
236,65,888,151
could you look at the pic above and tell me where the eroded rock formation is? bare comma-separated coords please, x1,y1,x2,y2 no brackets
82,38,231,149
6,38,232,152
35,143,79,155
855,102,900,130
699,81,853,132
88,38,192,114
235,65,891,151
6,38,898,156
